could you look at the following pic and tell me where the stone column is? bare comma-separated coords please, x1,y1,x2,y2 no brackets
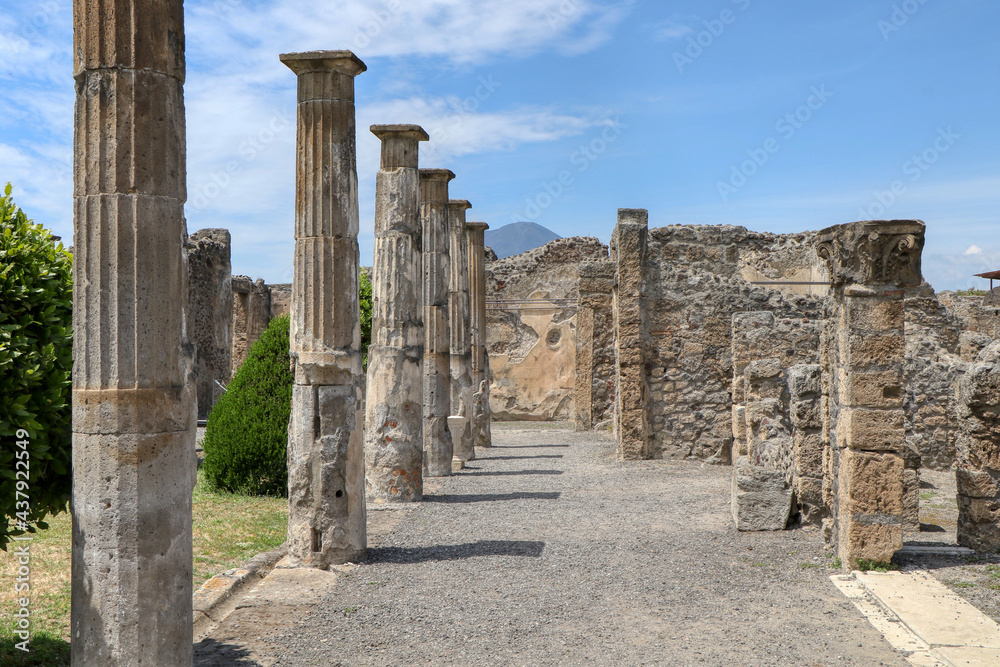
788,364,825,527
281,50,367,567
611,208,651,460
71,0,196,663
575,260,616,431
816,220,924,568
956,341,1000,551
188,229,233,421
467,221,493,449
448,199,475,461
420,169,455,476
365,125,428,502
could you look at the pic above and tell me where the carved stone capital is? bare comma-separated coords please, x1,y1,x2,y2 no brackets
816,220,925,288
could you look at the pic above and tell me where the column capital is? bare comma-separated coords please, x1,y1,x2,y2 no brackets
449,199,472,212
279,50,367,77
617,208,648,227
420,169,455,204
372,124,428,170
420,168,456,182
817,220,925,288
466,221,489,233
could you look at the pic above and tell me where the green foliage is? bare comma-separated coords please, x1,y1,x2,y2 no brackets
202,314,292,496
855,559,900,573
0,184,73,551
359,268,372,369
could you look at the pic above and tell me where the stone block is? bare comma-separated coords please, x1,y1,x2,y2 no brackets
838,407,905,451
839,519,903,566
956,466,1000,499
732,458,792,531
958,497,1000,552
787,364,822,399
795,432,825,477
846,297,904,332
745,358,783,382
846,332,904,368
791,399,822,430
839,369,904,409
732,405,747,440
838,449,904,516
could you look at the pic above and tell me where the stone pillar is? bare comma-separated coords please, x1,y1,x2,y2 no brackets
230,276,271,374
71,0,196,663
788,364,825,527
467,221,493,449
420,169,455,476
365,125,428,502
188,229,233,421
611,208,651,460
816,220,924,568
575,260,616,431
281,50,367,567
448,199,475,461
956,341,1000,551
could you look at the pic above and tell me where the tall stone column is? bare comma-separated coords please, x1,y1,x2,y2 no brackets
281,50,367,567
575,260,616,431
420,169,455,476
466,221,493,449
188,229,233,421
817,220,924,568
365,125,428,501
448,199,475,461
71,1,196,663
611,208,651,460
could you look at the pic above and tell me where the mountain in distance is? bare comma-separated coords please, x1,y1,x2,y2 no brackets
484,221,561,260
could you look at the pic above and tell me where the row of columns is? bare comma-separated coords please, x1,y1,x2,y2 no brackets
71,10,493,655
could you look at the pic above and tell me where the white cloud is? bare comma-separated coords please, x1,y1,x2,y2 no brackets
652,19,694,42
965,244,983,256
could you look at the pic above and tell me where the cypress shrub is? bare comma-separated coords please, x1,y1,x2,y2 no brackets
202,314,292,496
0,184,73,549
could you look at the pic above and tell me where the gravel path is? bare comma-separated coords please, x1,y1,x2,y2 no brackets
203,425,909,666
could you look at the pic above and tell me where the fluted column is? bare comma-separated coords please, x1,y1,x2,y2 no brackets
466,221,493,449
448,199,475,462
71,0,195,664
421,169,455,476
365,125,428,501
817,220,924,568
281,50,367,567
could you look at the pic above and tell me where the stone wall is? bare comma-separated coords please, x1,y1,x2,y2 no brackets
231,275,272,374
574,260,616,431
187,229,233,420
485,237,608,421
642,225,827,462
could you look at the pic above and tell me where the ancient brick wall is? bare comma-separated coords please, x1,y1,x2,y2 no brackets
485,237,608,420
642,225,827,462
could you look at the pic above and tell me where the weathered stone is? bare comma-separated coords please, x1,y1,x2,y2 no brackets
281,50,367,568
956,342,1000,551
816,220,925,288
732,458,792,531
71,0,196,663
612,209,651,460
421,169,455,476
467,221,492,448
188,229,232,420
838,408,906,452
231,275,271,374
448,199,474,461
575,260,615,431
365,125,428,501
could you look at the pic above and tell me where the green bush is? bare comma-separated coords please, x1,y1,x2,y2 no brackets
202,314,292,496
359,268,372,369
0,184,73,550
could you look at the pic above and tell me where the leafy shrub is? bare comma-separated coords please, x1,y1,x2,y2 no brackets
202,314,292,496
0,184,73,550
359,268,372,369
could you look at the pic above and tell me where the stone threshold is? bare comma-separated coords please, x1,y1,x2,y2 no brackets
831,569,1000,666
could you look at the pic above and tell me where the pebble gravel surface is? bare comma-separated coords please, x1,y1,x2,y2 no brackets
207,425,909,666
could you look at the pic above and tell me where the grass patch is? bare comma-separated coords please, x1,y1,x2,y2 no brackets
799,562,821,570
0,468,287,661
856,559,900,573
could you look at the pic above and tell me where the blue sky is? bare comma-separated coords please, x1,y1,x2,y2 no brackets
2,0,998,290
